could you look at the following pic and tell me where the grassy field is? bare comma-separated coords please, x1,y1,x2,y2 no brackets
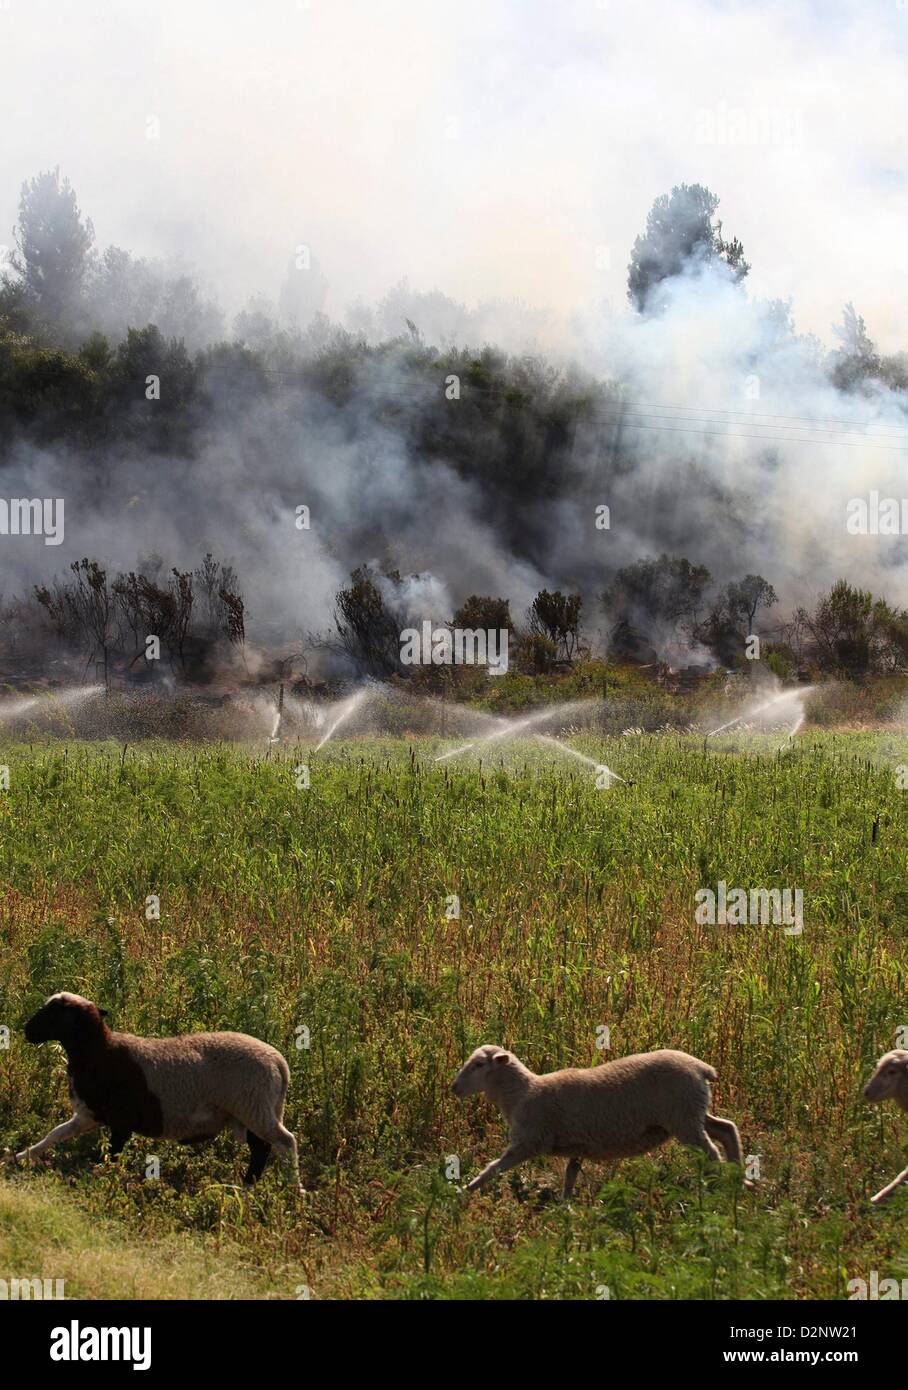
1,730,907,1299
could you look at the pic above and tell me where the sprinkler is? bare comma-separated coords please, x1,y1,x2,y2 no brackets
313,686,373,751
705,686,815,740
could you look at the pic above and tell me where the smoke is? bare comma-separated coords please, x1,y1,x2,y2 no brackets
2,247,908,670
589,262,908,616
1,0,907,669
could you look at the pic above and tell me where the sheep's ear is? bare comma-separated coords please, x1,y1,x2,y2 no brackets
492,1051,510,1065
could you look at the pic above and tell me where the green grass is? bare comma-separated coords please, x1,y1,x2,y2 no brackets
0,1174,299,1299
1,730,907,1298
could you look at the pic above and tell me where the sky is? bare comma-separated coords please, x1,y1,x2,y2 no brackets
1,0,906,351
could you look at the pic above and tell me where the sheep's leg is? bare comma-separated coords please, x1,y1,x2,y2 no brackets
871,1163,908,1206
244,1132,272,1185
705,1114,743,1164
466,1142,534,1193
675,1123,722,1164
253,1123,302,1193
15,1111,97,1163
109,1129,131,1159
562,1156,582,1199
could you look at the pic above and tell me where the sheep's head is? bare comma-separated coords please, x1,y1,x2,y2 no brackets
452,1045,514,1097
864,1050,908,1107
24,992,108,1047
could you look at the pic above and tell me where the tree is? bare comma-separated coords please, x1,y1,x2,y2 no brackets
451,595,512,632
794,579,908,675
627,184,750,312
111,554,244,669
35,559,114,677
110,325,198,446
697,574,777,665
118,568,195,673
830,303,881,393
9,169,95,334
0,329,100,439
726,575,778,632
333,566,403,675
87,246,223,350
218,586,245,647
194,553,242,637
604,555,712,660
604,554,711,632
528,590,582,661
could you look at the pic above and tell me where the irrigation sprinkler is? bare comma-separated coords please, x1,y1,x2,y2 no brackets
535,733,626,782
433,702,595,763
432,699,629,784
313,686,372,751
705,686,815,742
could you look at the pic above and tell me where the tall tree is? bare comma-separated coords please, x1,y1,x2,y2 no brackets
627,183,749,312
830,302,881,393
10,169,95,332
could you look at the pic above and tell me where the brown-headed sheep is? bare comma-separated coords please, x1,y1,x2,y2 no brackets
13,992,302,1192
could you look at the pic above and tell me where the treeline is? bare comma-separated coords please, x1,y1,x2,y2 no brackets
3,171,908,687
1,553,244,678
0,169,611,494
1,172,905,465
4,548,906,683
329,558,908,681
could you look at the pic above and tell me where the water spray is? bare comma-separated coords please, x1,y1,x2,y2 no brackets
433,699,627,784
313,685,373,751
535,734,626,782
705,686,815,740
433,702,594,763
268,682,285,743
0,694,39,722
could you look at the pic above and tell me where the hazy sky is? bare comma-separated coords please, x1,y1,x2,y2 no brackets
2,0,906,349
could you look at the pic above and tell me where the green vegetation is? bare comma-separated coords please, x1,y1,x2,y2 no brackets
1,731,907,1298
0,1176,288,1299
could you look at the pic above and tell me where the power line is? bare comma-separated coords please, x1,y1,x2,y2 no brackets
190,367,908,449
630,399,908,437
594,413,908,451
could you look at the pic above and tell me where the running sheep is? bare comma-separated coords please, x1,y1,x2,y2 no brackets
452,1044,748,1197
11,992,302,1192
864,1049,908,1205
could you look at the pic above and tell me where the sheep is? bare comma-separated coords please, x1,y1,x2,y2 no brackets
11,992,302,1193
452,1044,748,1197
863,1048,908,1205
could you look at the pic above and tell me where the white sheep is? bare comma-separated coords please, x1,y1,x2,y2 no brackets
13,992,302,1192
864,1048,908,1205
452,1044,747,1197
